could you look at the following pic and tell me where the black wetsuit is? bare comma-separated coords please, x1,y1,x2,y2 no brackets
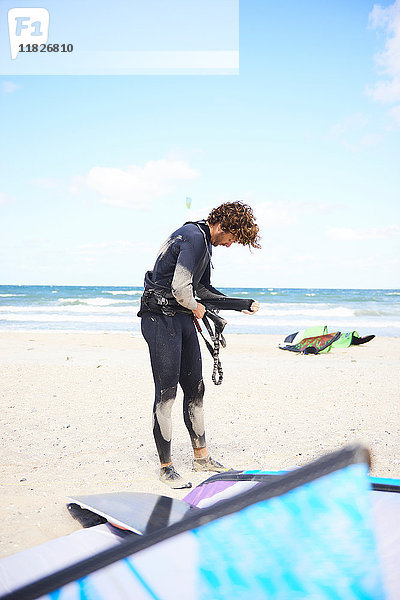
139,220,225,464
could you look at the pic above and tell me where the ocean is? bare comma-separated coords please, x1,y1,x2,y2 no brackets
1,285,399,337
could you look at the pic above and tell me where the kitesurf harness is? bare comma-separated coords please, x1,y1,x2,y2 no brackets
138,272,255,386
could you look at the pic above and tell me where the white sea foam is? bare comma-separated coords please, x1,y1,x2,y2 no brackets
104,290,142,296
0,294,25,297
354,309,390,317
226,312,400,330
0,313,136,323
1,286,399,334
57,297,135,307
258,306,355,318
0,304,135,314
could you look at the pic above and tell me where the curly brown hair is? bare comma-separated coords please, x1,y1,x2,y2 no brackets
207,201,261,249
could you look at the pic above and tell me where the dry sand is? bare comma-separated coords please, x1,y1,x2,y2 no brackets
1,331,399,559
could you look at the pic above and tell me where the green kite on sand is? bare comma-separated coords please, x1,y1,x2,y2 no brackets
279,325,375,354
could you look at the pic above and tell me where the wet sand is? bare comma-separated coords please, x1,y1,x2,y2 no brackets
1,331,399,558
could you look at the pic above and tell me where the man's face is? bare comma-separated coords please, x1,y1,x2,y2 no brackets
210,224,236,247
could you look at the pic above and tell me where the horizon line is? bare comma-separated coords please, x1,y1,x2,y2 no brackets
1,284,399,291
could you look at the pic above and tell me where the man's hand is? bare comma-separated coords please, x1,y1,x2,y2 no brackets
193,302,206,319
242,301,260,315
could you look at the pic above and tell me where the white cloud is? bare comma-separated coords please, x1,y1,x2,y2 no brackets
358,133,382,148
254,200,330,229
327,113,381,150
329,253,400,273
368,78,400,103
254,202,298,227
31,177,59,189
327,225,400,241
329,113,369,138
2,81,19,94
292,253,316,264
86,158,199,208
389,103,400,123
77,241,135,252
72,241,136,265
0,192,11,205
72,240,156,267
367,0,400,122
69,175,85,195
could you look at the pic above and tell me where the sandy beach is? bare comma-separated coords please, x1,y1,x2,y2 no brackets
1,330,399,559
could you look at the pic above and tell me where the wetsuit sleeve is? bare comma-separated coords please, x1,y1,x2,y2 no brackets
171,239,199,310
196,263,226,300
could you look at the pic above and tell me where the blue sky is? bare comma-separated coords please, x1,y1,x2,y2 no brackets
1,0,399,288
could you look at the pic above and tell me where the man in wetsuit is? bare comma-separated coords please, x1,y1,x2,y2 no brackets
138,201,261,488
